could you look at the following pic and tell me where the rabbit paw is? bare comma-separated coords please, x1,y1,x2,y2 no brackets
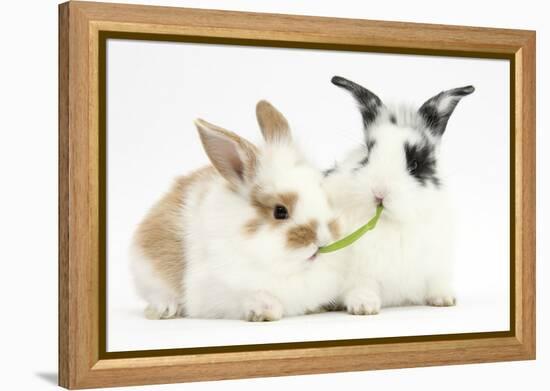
243,291,283,322
426,279,456,307
426,296,456,307
345,289,381,315
144,302,180,320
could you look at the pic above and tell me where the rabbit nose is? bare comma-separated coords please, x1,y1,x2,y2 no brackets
372,188,388,205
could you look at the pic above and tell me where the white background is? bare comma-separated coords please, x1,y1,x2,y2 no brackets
0,0,546,390
107,40,510,351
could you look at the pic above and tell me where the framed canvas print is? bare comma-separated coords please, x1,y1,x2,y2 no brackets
58,1,536,389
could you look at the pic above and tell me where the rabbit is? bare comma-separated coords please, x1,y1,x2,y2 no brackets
324,76,474,315
130,100,343,321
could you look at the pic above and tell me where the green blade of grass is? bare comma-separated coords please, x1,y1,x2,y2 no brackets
318,205,383,254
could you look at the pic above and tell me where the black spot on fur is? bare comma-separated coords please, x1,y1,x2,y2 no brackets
404,142,439,187
366,139,376,153
331,76,383,129
354,139,376,171
389,114,397,124
324,164,338,177
418,85,475,137
419,104,442,131
356,155,369,170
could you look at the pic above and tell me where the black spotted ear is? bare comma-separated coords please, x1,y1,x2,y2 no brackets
331,76,383,129
418,85,475,137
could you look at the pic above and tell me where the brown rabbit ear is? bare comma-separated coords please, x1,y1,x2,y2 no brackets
195,119,259,187
256,100,292,144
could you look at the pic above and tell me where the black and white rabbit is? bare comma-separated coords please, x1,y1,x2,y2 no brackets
325,76,474,314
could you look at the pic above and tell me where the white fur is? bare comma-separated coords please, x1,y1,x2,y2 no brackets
325,116,455,314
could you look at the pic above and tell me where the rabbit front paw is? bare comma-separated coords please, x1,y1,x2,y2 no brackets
344,288,381,315
426,279,456,307
243,291,283,322
144,302,181,320
426,296,456,307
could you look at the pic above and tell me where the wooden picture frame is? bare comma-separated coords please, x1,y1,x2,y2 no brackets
58,1,536,388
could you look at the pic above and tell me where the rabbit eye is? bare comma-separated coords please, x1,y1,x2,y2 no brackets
274,205,289,220
409,159,419,174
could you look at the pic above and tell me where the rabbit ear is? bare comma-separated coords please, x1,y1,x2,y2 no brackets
418,85,475,137
195,119,258,187
331,76,383,129
256,100,292,144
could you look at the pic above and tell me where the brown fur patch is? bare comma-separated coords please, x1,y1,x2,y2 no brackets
245,189,299,236
328,218,341,240
286,220,318,249
279,193,298,214
243,218,263,236
250,186,272,219
250,187,298,223
134,167,216,295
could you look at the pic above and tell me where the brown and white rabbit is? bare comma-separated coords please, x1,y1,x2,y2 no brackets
131,101,343,321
